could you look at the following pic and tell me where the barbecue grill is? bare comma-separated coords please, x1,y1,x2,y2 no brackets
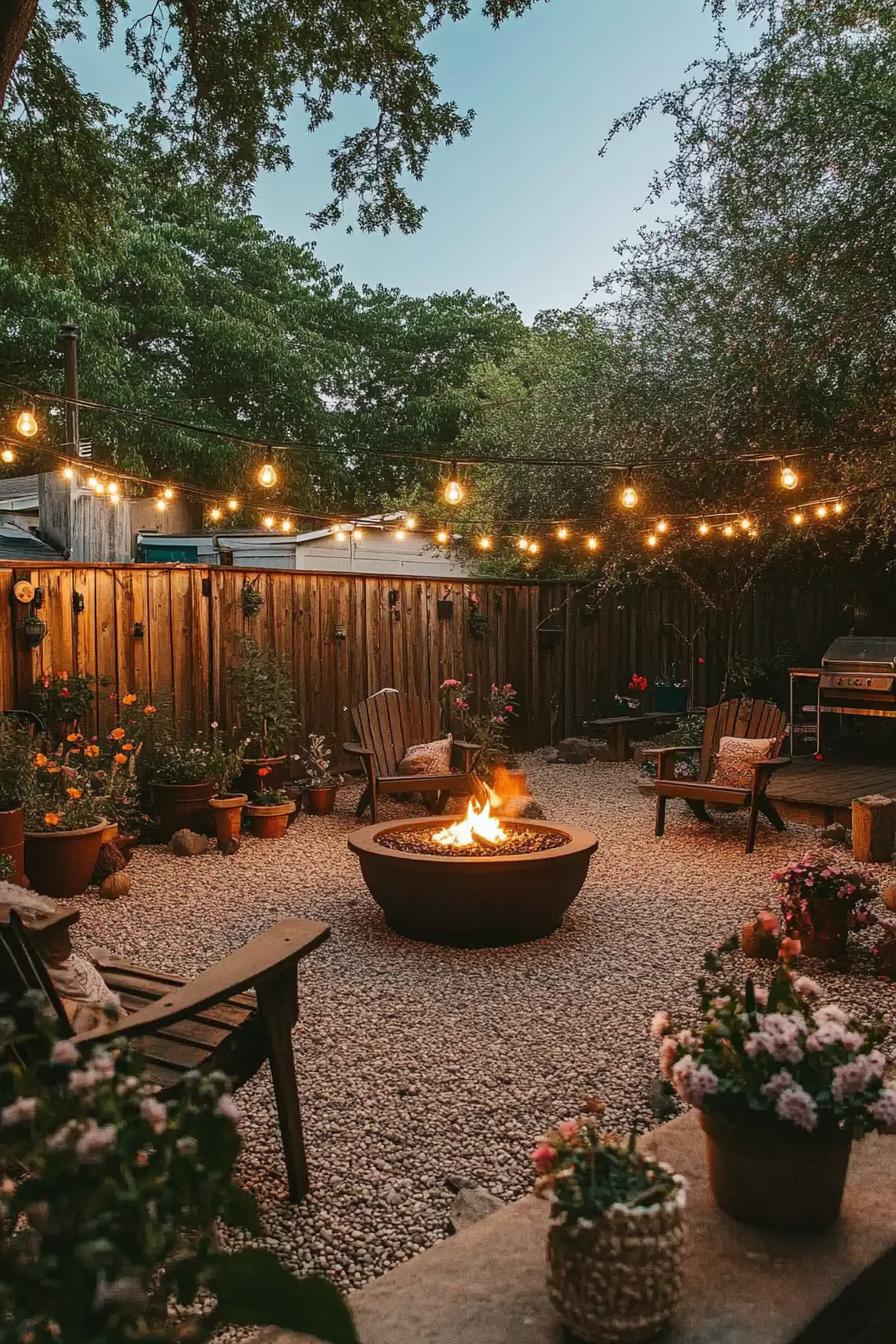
820,637,896,715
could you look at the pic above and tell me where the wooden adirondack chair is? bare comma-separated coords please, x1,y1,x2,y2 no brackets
647,698,791,854
0,908,329,1201
345,687,481,821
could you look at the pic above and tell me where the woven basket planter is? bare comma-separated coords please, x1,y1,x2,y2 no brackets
546,1180,686,1344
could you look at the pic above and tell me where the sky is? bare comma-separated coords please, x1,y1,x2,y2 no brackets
66,2,748,320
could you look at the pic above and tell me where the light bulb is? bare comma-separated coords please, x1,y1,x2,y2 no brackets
0,448,14,464
405,516,417,530
280,518,293,533
586,535,600,551
107,480,119,495
436,529,449,545
527,540,540,555
354,527,364,540
646,533,658,548
94,481,105,495
517,536,529,551
87,476,98,489
780,463,799,490
227,498,239,512
444,464,464,505
556,525,569,541
209,506,223,522
262,515,274,529
792,511,804,526
109,492,120,505
163,487,174,500
697,521,710,536
62,466,74,481
478,535,493,551
15,409,37,438
395,528,407,541
258,462,277,488
722,523,735,538
739,517,751,531
333,523,344,535
816,504,828,519
833,500,845,515
621,483,639,509
656,519,669,534
154,498,167,513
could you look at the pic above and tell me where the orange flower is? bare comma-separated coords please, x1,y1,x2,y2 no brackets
122,742,134,752
66,732,79,743
46,764,60,775
65,787,82,800
43,812,61,827
122,693,137,705
84,744,100,758
109,727,125,740
34,753,48,767
143,705,157,716
113,752,127,765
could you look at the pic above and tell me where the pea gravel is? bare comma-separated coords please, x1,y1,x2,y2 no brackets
68,757,896,1295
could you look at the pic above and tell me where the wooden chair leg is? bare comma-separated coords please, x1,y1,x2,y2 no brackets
757,795,786,832
370,780,378,823
655,794,667,837
255,971,309,1202
745,793,762,854
435,791,449,813
355,782,372,819
685,799,713,823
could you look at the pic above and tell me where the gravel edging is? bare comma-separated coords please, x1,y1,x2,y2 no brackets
67,756,896,1296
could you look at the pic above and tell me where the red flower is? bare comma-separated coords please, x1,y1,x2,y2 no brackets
257,766,271,778
814,752,824,762
697,656,705,666
59,687,71,698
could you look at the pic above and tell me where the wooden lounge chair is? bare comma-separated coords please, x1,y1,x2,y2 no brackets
646,698,790,854
345,687,481,821
0,908,329,1201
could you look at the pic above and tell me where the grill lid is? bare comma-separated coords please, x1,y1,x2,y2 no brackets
821,636,896,672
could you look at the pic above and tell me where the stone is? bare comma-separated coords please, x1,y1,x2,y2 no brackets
819,822,848,848
168,828,212,857
448,1185,504,1234
553,737,599,764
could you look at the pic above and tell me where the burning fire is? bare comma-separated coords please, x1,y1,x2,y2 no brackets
432,794,509,849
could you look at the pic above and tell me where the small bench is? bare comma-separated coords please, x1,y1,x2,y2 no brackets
582,712,679,762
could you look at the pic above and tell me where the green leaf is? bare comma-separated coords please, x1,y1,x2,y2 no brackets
208,1250,358,1343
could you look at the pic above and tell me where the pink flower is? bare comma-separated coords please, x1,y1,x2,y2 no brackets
793,976,822,997
531,1142,557,1173
650,1010,671,1039
1,1097,38,1127
776,1084,818,1132
555,1120,579,1141
869,1088,896,1130
51,1040,79,1066
140,1097,167,1134
216,1094,241,1125
504,705,514,714
75,1122,118,1163
761,1070,794,1099
659,1036,678,1080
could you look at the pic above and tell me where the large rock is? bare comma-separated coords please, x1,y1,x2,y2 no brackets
554,737,600,764
448,1184,505,1234
168,828,212,857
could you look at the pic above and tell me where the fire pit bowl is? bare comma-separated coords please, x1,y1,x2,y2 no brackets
348,817,598,947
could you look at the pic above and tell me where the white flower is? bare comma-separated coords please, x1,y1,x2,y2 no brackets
216,1093,241,1124
776,1084,818,1132
761,1069,794,1099
793,975,822,998
140,1097,167,1135
1,1097,38,1127
688,1064,719,1104
806,1018,864,1052
869,1088,896,1130
813,1004,850,1027
90,1051,116,1080
47,1119,78,1150
832,1059,873,1100
176,1135,198,1156
51,1039,79,1065
74,1122,117,1163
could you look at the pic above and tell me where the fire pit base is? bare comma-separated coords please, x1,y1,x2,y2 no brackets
348,818,598,947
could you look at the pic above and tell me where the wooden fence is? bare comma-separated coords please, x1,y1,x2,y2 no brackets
0,563,852,750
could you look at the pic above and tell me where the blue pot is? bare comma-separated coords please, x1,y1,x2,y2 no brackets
655,685,688,713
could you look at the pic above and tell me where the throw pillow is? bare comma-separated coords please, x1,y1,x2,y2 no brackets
710,736,776,790
398,735,453,776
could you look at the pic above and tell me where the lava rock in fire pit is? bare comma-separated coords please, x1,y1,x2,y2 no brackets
377,824,567,859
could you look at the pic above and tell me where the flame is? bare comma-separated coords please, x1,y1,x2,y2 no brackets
432,794,509,848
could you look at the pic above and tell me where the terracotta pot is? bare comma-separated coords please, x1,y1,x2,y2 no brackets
152,781,215,841
0,806,25,885
800,897,851,960
740,918,779,960
24,820,108,900
547,1183,686,1343
699,1110,852,1229
304,785,337,816
209,792,247,851
99,821,120,846
117,832,140,864
238,755,288,795
284,784,303,824
246,801,295,839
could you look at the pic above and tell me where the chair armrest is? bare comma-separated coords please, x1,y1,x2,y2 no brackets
77,919,330,1044
343,741,374,757
452,739,481,754
752,756,792,780
642,744,700,780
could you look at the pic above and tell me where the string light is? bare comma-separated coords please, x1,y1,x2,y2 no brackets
94,481,106,495
109,491,120,505
780,462,799,490
816,503,828,519
227,498,239,512
646,533,658,548
394,527,407,541
162,487,174,501
478,535,493,550
257,462,277,488
0,448,14,464
738,517,751,531
280,518,293,533
656,519,669,534
86,475,98,489
154,498,167,513
261,515,275,529
791,511,804,526
620,470,639,510
833,500,845,515
62,466,74,481
697,521,711,536
15,408,37,438
354,527,364,540
556,525,569,541
405,516,418,530
435,529,449,544
586,535,600,552
208,506,223,522
444,462,464,505
527,540,540,556
107,480,119,496
722,523,735,538
516,536,529,551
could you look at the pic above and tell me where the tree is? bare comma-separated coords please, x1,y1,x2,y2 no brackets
0,0,542,267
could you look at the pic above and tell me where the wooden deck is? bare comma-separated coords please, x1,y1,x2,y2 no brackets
767,758,896,826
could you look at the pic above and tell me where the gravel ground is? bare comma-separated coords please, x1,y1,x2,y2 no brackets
69,757,896,1293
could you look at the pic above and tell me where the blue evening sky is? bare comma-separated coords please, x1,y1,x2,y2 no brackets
65,2,750,319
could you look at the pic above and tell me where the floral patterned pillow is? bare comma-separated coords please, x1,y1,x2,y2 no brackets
398,735,453,776
710,736,776,789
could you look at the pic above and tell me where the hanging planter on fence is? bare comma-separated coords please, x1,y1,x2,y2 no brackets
240,581,264,619
22,614,47,648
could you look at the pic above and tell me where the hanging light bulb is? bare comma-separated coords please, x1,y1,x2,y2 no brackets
208,505,223,523
435,529,449,545
107,480,119,496
62,465,74,481
405,516,418,530
739,517,751,532
697,521,710,536
478,535,493,551
527,540,540,556
655,519,669,534
0,448,14,465
257,462,277,489
109,491,120,505
280,518,293,533
792,511,804,526
722,523,735,538
780,461,799,491
646,533,658,548
516,535,529,551
94,481,106,495
354,527,364,541
227,498,239,512
154,498,167,513
444,462,464,505
333,522,344,535
86,475,98,489
586,535,600,551
556,525,569,541
620,470,639,510
261,515,275,529
162,487,174,501
833,500,845,515
395,527,407,541
816,503,829,519
15,407,37,438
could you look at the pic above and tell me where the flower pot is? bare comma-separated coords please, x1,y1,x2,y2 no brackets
547,1183,686,1343
117,832,140,864
699,1110,852,1229
246,801,295,839
284,784,303,823
799,897,851,960
0,806,25,885
655,684,688,714
209,792,247,851
304,785,337,816
740,918,779,960
238,754,288,795
24,820,108,900
151,781,215,841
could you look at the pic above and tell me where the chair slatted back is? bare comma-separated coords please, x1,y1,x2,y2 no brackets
698,699,788,781
352,689,411,777
0,910,72,1039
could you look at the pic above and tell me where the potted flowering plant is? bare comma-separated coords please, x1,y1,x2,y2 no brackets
615,673,648,715
0,996,356,1344
298,734,342,815
246,767,296,838
438,675,518,781
0,717,35,884
532,1105,686,1344
144,718,239,841
24,746,107,899
772,851,878,959
654,662,688,714
653,947,896,1229
29,670,108,741
228,636,299,791
207,725,251,852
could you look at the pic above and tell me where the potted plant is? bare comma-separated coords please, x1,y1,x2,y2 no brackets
144,729,223,841
0,996,356,1344
0,717,35,884
245,767,296,838
654,947,896,1229
228,636,299,792
654,662,688,714
29,670,108,742
438,676,519,785
24,748,107,900
614,673,648,715
532,1105,686,1344
207,726,250,852
772,851,878,960
298,734,342,815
